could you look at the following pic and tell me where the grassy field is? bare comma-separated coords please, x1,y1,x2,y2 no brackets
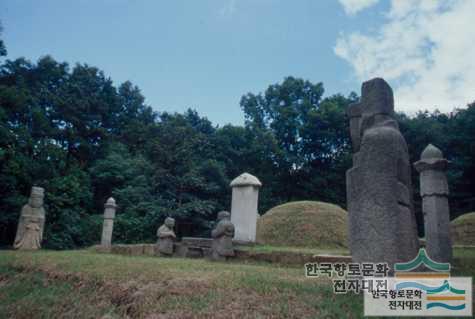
0,247,473,319
239,244,350,256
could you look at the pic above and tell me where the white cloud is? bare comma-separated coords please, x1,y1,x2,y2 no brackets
335,0,475,113
219,0,237,18
338,0,380,15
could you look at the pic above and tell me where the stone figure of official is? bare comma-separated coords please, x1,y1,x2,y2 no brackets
14,186,46,250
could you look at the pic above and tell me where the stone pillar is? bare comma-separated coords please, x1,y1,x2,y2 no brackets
230,172,262,243
414,144,452,263
101,197,117,247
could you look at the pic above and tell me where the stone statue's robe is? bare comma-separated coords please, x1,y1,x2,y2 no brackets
211,219,235,258
14,204,45,250
346,78,419,270
347,121,419,267
157,225,175,255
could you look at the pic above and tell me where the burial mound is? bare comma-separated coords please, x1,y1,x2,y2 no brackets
256,201,348,248
451,212,475,246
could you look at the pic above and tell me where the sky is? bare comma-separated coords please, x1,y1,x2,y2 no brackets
1,0,474,125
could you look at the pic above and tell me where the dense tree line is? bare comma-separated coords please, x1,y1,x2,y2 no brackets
0,41,474,248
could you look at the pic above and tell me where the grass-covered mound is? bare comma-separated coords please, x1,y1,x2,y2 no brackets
256,201,348,248
451,212,475,246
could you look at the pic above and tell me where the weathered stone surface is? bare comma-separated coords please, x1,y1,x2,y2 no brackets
129,244,145,256
414,144,452,262
450,213,475,246
230,172,262,187
346,78,419,270
158,238,174,255
181,237,213,248
101,197,117,247
360,78,395,117
143,244,156,256
14,187,46,250
347,102,362,154
211,211,235,261
230,172,261,242
110,244,130,255
156,217,176,256
177,238,218,258
414,144,449,196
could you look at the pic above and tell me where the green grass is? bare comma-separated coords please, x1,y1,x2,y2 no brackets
0,249,360,318
452,246,475,276
239,244,350,256
0,247,474,318
451,212,475,245
0,270,118,318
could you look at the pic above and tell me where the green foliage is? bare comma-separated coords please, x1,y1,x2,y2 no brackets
240,77,356,205
43,168,93,249
398,106,475,221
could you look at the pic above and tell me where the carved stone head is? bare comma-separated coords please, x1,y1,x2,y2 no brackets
164,217,175,228
29,186,44,208
217,211,231,221
359,78,398,135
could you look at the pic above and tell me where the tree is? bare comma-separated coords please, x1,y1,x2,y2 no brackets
240,77,356,205
2,52,474,249
0,21,7,57
241,76,325,170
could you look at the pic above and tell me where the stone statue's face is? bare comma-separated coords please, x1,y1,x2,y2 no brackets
361,114,398,135
165,218,175,228
30,196,43,208
217,212,231,221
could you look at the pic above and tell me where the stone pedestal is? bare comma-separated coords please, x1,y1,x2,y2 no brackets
101,197,117,247
230,173,262,243
414,144,452,262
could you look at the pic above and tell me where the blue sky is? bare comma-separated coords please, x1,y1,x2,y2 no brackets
2,0,473,125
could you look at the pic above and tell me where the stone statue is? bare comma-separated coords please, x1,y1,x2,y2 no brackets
414,144,452,262
14,186,46,250
101,197,117,247
346,78,419,270
211,211,235,261
157,217,176,256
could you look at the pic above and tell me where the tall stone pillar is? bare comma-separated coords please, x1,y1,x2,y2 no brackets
414,144,452,262
101,197,117,247
230,172,262,243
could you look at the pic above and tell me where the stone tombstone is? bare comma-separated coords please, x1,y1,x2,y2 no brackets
230,172,262,243
414,144,452,263
211,211,235,261
101,197,117,247
157,217,176,256
346,78,419,270
14,186,46,250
